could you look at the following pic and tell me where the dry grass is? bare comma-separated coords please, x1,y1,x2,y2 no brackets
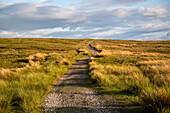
0,68,12,79
90,57,95,62
94,49,111,57
77,48,89,55
118,43,136,47
26,55,35,61
48,53,60,56
89,40,170,112
59,58,71,65
105,65,143,76
139,59,170,66
26,53,47,62
94,44,102,51
0,38,91,113
140,87,170,113
104,45,119,48
139,59,170,87
14,65,32,73
77,49,86,53
135,52,169,57
110,50,134,56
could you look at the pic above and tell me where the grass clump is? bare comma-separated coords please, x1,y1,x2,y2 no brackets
26,53,47,62
0,68,12,79
78,46,92,56
94,44,102,52
0,38,92,112
59,58,71,65
88,40,170,113
94,49,111,57
140,87,169,113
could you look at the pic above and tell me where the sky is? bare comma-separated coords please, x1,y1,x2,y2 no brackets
0,0,170,40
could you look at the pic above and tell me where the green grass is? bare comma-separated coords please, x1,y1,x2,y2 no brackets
1,38,169,112
89,40,170,113
0,38,92,112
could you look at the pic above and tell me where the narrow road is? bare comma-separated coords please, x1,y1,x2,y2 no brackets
43,44,121,113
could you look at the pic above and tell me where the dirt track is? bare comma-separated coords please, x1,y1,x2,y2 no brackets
43,45,122,113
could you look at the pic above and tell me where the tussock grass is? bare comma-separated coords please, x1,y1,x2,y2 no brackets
111,50,134,56
94,49,111,57
0,38,92,112
90,57,95,62
140,87,169,113
118,43,136,47
0,68,12,79
77,49,86,53
139,59,170,87
59,58,71,65
89,40,170,113
78,46,92,56
78,49,89,55
139,59,170,66
94,44,102,51
26,53,47,62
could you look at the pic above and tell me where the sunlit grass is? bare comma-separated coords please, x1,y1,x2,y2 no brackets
88,40,170,113
0,38,91,112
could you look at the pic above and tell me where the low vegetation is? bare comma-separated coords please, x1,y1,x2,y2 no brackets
1,39,169,113
89,40,170,113
0,38,91,112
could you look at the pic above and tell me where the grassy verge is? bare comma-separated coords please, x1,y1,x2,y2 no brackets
88,40,170,113
0,38,91,112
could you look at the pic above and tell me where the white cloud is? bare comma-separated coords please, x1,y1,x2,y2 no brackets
138,6,167,17
0,30,44,38
0,3,88,30
78,0,149,10
88,30,114,37
112,9,130,18
0,1,170,40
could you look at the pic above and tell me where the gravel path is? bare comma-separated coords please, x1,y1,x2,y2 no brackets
43,44,122,113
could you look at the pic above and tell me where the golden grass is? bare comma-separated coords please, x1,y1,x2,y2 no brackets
90,57,95,62
94,44,102,51
14,65,31,73
77,48,89,55
110,50,134,56
136,52,168,57
89,40,170,112
77,49,86,53
26,53,47,62
139,59,170,86
139,59,170,66
0,53,46,77
0,38,91,113
118,43,136,47
26,55,34,61
59,58,71,65
89,62,150,93
104,45,119,48
48,53,60,56
94,49,111,57
0,68,12,79
105,65,143,75
140,87,170,112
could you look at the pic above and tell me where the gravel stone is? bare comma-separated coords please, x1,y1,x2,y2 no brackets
42,45,122,113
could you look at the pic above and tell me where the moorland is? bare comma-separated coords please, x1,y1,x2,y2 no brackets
0,38,169,113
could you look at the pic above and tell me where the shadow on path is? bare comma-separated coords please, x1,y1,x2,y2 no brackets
43,44,149,113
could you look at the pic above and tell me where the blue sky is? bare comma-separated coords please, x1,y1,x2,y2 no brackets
141,0,170,6
0,0,170,40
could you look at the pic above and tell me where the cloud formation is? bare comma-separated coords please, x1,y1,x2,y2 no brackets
78,0,149,10
0,0,170,40
0,3,87,31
